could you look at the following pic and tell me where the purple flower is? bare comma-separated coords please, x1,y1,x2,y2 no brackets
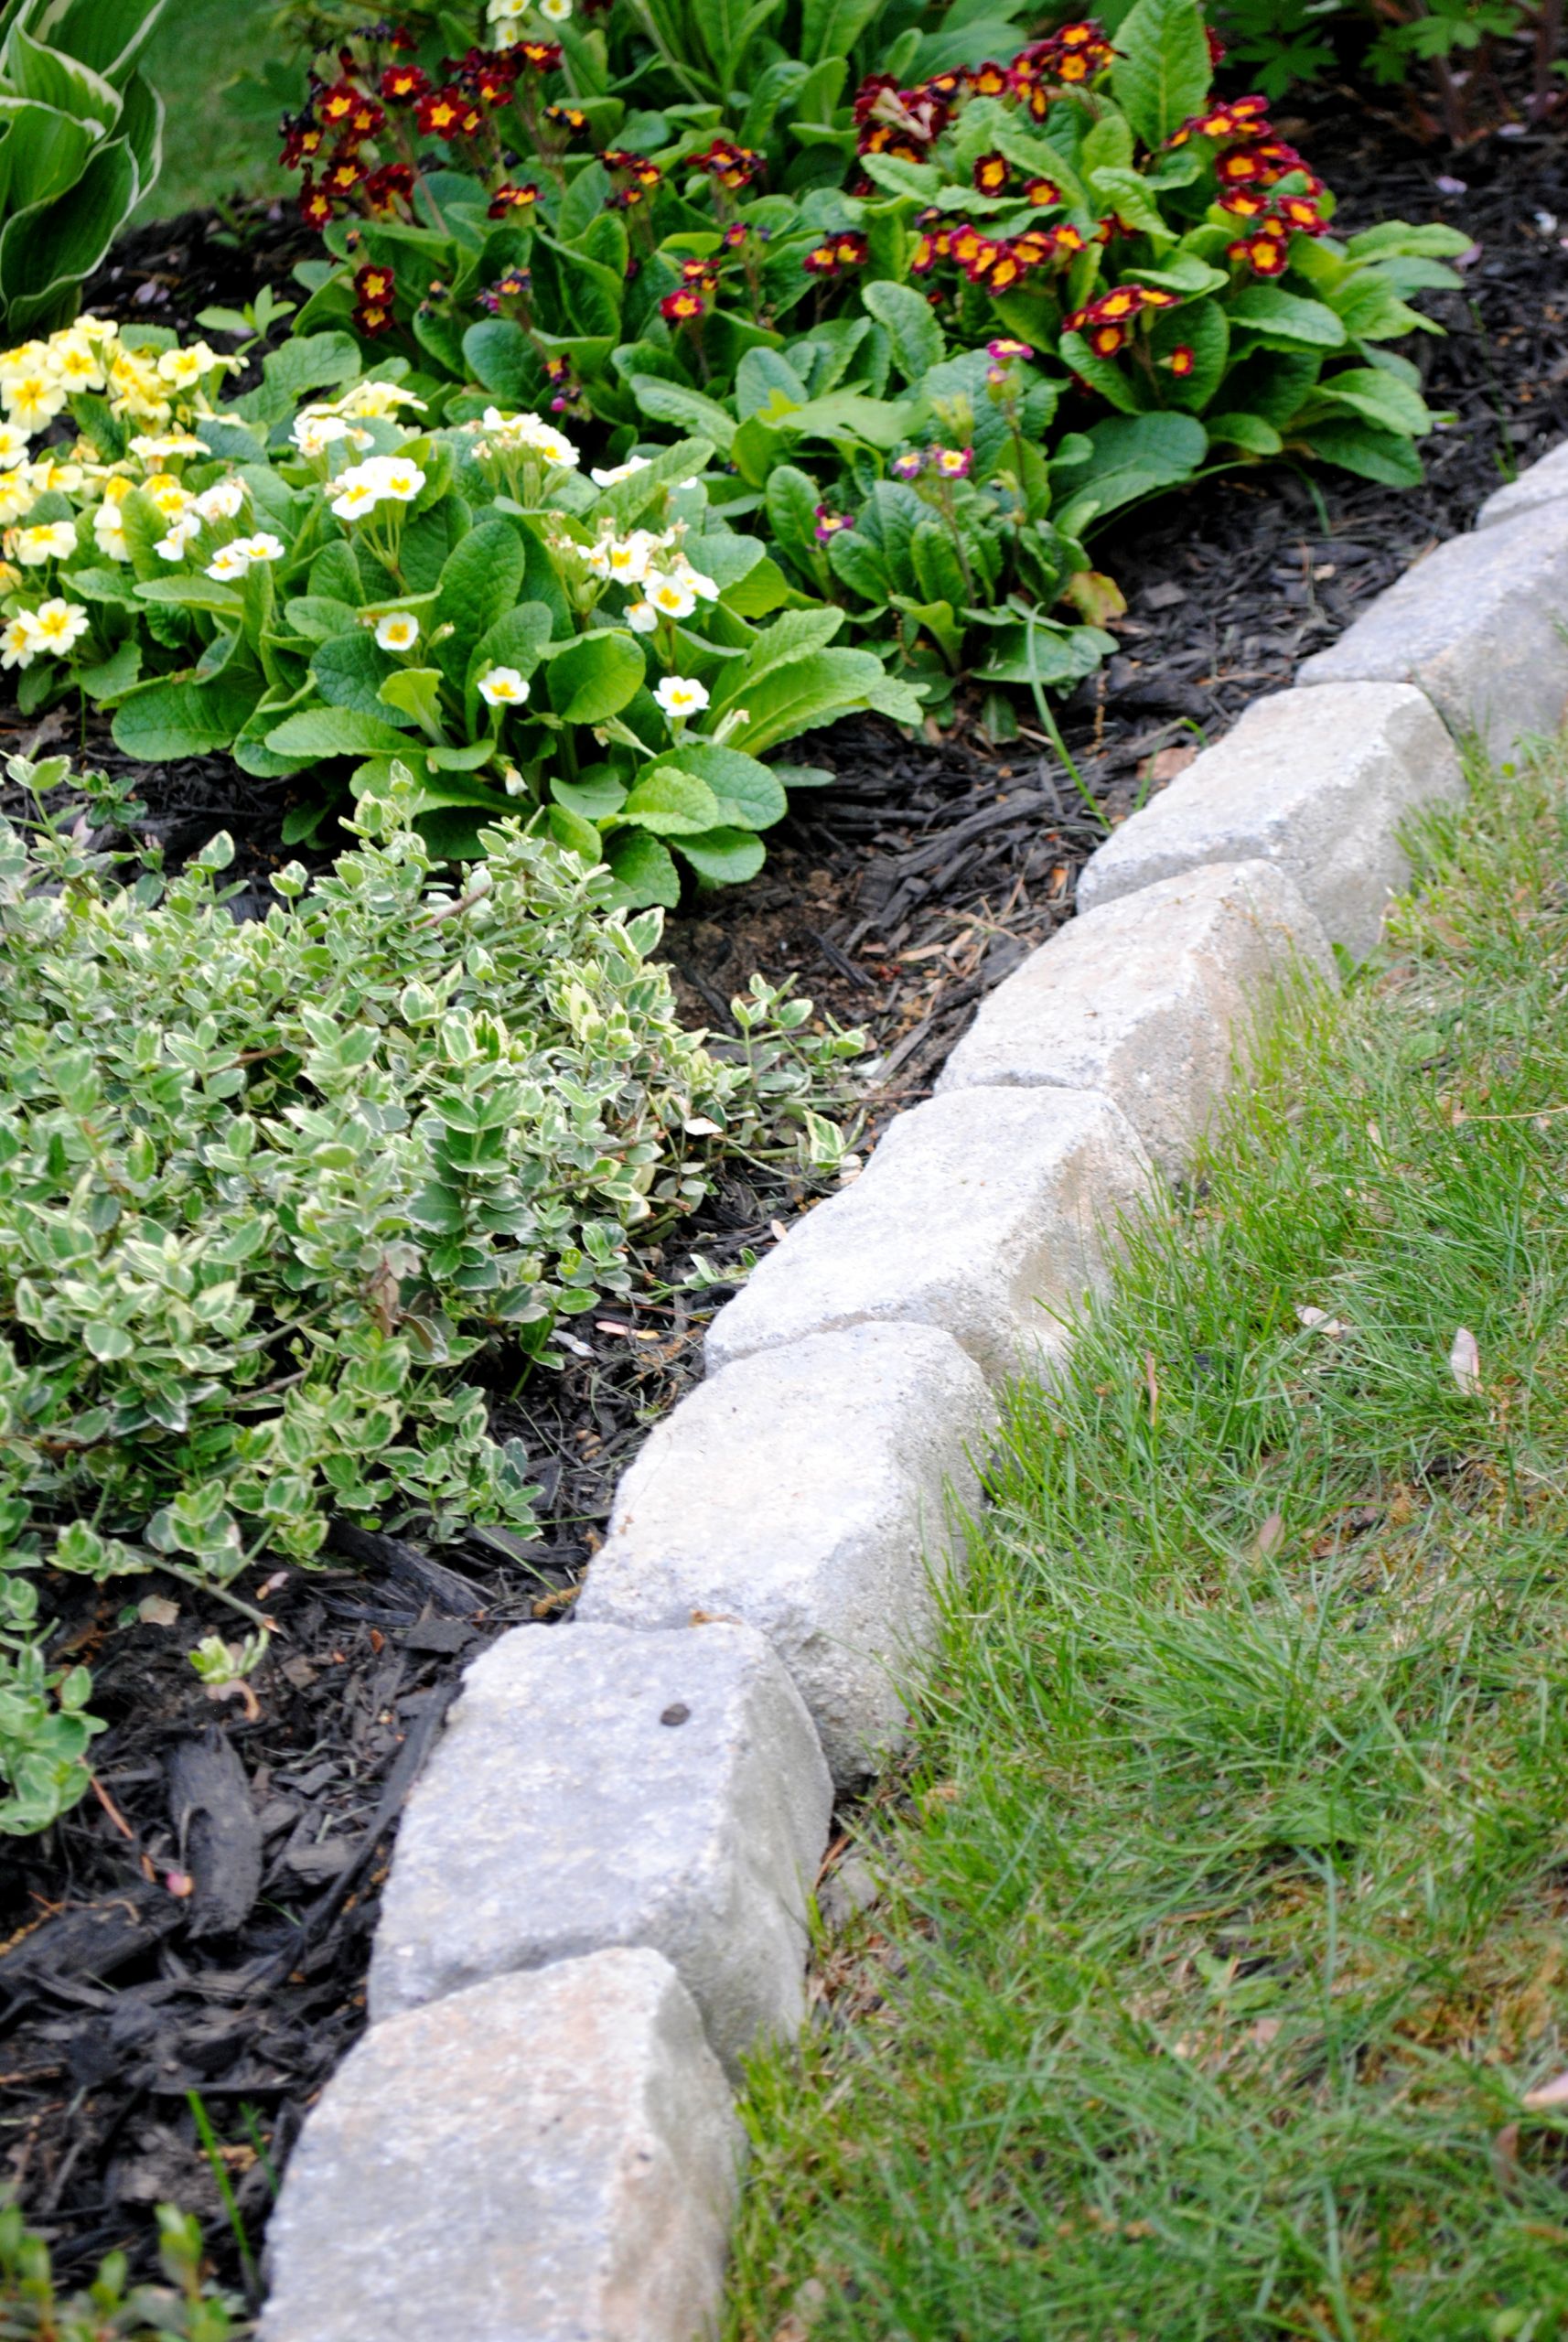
930,446,972,479
890,451,925,480
986,337,1034,362
813,503,854,543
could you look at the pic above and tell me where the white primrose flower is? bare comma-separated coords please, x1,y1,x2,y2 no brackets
235,532,285,564
589,456,650,488
653,674,709,722
144,474,193,520
330,453,426,518
30,596,89,655
329,470,381,521
292,411,372,457
625,599,658,634
0,609,41,668
674,559,719,601
92,502,130,561
0,423,30,470
130,431,210,461
156,515,203,561
644,569,696,621
374,611,421,651
204,540,252,581
12,520,76,565
3,371,66,432
479,407,579,468
539,0,572,18
192,478,245,522
27,457,84,495
478,665,531,708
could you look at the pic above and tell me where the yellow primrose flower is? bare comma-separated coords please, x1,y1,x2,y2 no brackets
12,521,77,565
0,609,41,669
3,371,65,432
30,596,89,654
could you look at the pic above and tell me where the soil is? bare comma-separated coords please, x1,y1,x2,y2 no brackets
4,102,1567,2310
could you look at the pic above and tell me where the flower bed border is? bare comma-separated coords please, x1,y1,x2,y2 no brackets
255,447,1568,2342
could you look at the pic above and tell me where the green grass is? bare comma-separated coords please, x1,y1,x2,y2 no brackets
727,745,1568,2342
137,0,285,220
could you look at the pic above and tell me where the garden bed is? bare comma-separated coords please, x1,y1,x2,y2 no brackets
4,91,1568,2307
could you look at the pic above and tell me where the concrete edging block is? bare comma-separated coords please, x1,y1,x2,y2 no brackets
703,1085,1155,1385
1074,681,1463,958
1297,500,1568,758
368,1619,833,2081
577,1321,996,1787
935,858,1337,1176
260,1950,744,2342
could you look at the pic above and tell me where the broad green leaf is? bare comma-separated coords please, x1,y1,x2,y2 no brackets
265,705,413,757
1204,411,1283,455
1301,416,1423,488
547,628,645,723
461,317,534,403
862,279,945,388
719,645,892,753
629,375,736,456
605,826,681,908
640,741,787,830
435,519,525,678
285,594,360,642
552,767,628,820
379,667,446,732
1111,0,1210,149
1312,364,1431,438
111,662,261,759
800,0,880,65
1228,285,1347,349
764,464,822,562
1328,271,1434,342
1345,220,1474,261
311,629,415,723
676,826,766,886
618,768,724,835
548,800,604,862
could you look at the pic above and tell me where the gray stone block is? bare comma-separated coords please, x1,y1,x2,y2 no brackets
260,1950,743,2342
369,1621,832,2079
577,1323,994,1785
1477,440,1568,532
936,860,1336,1176
1296,503,1568,758
1075,682,1463,958
703,1086,1153,1385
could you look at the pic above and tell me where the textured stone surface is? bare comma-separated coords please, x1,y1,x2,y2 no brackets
369,1622,832,2078
577,1324,994,1784
1075,682,1464,958
260,1950,742,2342
703,1086,1152,1385
1296,504,1568,758
937,860,1335,1176
1477,439,1568,532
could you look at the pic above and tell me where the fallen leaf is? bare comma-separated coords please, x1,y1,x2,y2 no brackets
1251,1509,1285,1562
1449,1326,1483,1395
1145,744,1197,784
1521,2069,1568,2111
1295,1305,1346,1336
137,1595,179,1628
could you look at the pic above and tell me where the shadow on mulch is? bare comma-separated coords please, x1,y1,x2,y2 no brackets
4,106,1566,2302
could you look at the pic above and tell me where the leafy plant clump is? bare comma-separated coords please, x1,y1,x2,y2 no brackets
259,0,1467,705
0,0,166,338
0,2198,241,2341
0,755,858,1833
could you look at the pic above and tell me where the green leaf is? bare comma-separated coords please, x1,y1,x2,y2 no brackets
1228,285,1348,349
862,279,945,389
765,464,824,561
111,662,261,759
547,800,604,862
640,741,787,830
547,628,645,723
676,826,767,886
379,667,446,732
1344,220,1474,261
435,520,526,679
1300,417,1423,488
629,375,736,456
1204,411,1283,455
605,827,681,908
1312,364,1431,438
618,768,724,835
1051,410,1207,534
800,0,881,64
1111,0,1211,149
265,705,414,757
467,600,554,696
552,766,628,820
231,331,360,425
1327,271,1433,343
718,646,892,754
311,629,414,723
462,317,533,403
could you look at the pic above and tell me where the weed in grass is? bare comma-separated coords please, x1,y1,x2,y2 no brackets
727,742,1568,2342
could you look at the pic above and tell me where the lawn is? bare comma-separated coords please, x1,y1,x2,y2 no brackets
139,0,285,220
728,744,1568,2342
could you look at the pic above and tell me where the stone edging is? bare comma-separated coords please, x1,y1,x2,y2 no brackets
256,451,1568,2341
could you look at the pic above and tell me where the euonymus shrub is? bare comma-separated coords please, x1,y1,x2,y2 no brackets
0,757,858,1832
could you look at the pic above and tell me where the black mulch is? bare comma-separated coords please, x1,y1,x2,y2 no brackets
5,106,1567,2304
